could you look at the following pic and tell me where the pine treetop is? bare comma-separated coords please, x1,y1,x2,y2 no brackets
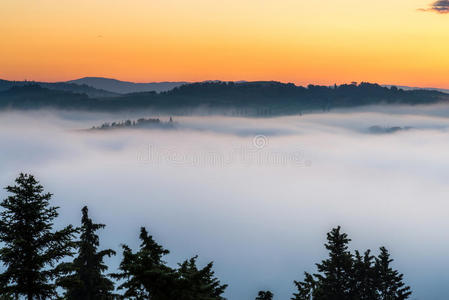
0,173,77,299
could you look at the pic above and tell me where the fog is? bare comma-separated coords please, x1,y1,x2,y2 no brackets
1,106,449,299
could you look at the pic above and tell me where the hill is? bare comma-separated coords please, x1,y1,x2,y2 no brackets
0,85,92,110
0,81,448,115
383,85,449,94
0,79,118,98
67,77,187,94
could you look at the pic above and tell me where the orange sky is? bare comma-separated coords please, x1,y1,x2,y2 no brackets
1,0,448,88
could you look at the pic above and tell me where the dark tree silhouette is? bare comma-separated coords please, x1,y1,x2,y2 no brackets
112,227,176,299
375,247,411,300
113,227,226,300
0,174,414,300
352,250,377,300
292,272,316,300
313,226,354,300
255,290,274,300
173,255,227,300
0,173,77,300
292,227,412,300
57,206,116,299
1,81,447,113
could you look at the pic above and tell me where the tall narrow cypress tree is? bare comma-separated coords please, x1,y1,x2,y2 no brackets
0,173,77,300
57,206,116,300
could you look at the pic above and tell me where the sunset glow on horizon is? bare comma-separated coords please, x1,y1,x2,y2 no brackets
1,0,448,88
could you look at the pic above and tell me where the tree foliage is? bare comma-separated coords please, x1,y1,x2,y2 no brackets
255,290,274,300
292,227,412,300
0,173,77,300
173,255,227,300
0,175,414,300
1,81,447,114
57,206,116,300
112,227,177,299
375,247,412,300
113,227,227,300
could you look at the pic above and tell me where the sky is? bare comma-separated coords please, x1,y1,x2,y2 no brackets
0,0,448,87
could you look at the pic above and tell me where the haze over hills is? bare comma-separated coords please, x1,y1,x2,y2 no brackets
68,77,449,95
0,79,118,98
1,81,448,115
0,77,188,97
66,77,449,95
382,85,449,94
67,77,187,94
2,76,449,97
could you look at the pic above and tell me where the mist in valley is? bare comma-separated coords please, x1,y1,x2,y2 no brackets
1,106,449,299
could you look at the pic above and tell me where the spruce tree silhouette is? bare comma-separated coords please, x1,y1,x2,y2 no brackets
375,247,411,300
173,255,227,300
57,206,116,299
0,173,77,300
292,272,316,300
112,227,176,299
292,227,412,300
313,226,354,300
255,290,274,300
352,250,377,300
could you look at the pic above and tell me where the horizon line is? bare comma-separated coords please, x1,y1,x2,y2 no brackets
1,76,449,91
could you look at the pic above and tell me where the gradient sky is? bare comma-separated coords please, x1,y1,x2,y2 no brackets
1,0,448,87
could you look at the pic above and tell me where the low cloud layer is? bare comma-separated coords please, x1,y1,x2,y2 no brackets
419,0,449,13
2,108,449,299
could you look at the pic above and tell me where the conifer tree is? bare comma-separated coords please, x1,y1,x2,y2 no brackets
313,226,354,300
292,227,412,300
0,173,77,300
292,227,354,300
255,290,274,300
57,206,116,300
112,227,176,299
292,272,316,300
173,255,227,300
375,247,411,300
352,250,377,300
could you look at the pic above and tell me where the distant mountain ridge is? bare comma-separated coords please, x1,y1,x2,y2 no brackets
1,81,448,114
3,77,448,97
67,77,187,94
0,79,118,98
382,85,449,94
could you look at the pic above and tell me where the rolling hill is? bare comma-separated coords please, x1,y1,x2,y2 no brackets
67,77,187,94
1,81,448,115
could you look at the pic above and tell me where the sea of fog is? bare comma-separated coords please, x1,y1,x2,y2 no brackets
1,105,449,299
